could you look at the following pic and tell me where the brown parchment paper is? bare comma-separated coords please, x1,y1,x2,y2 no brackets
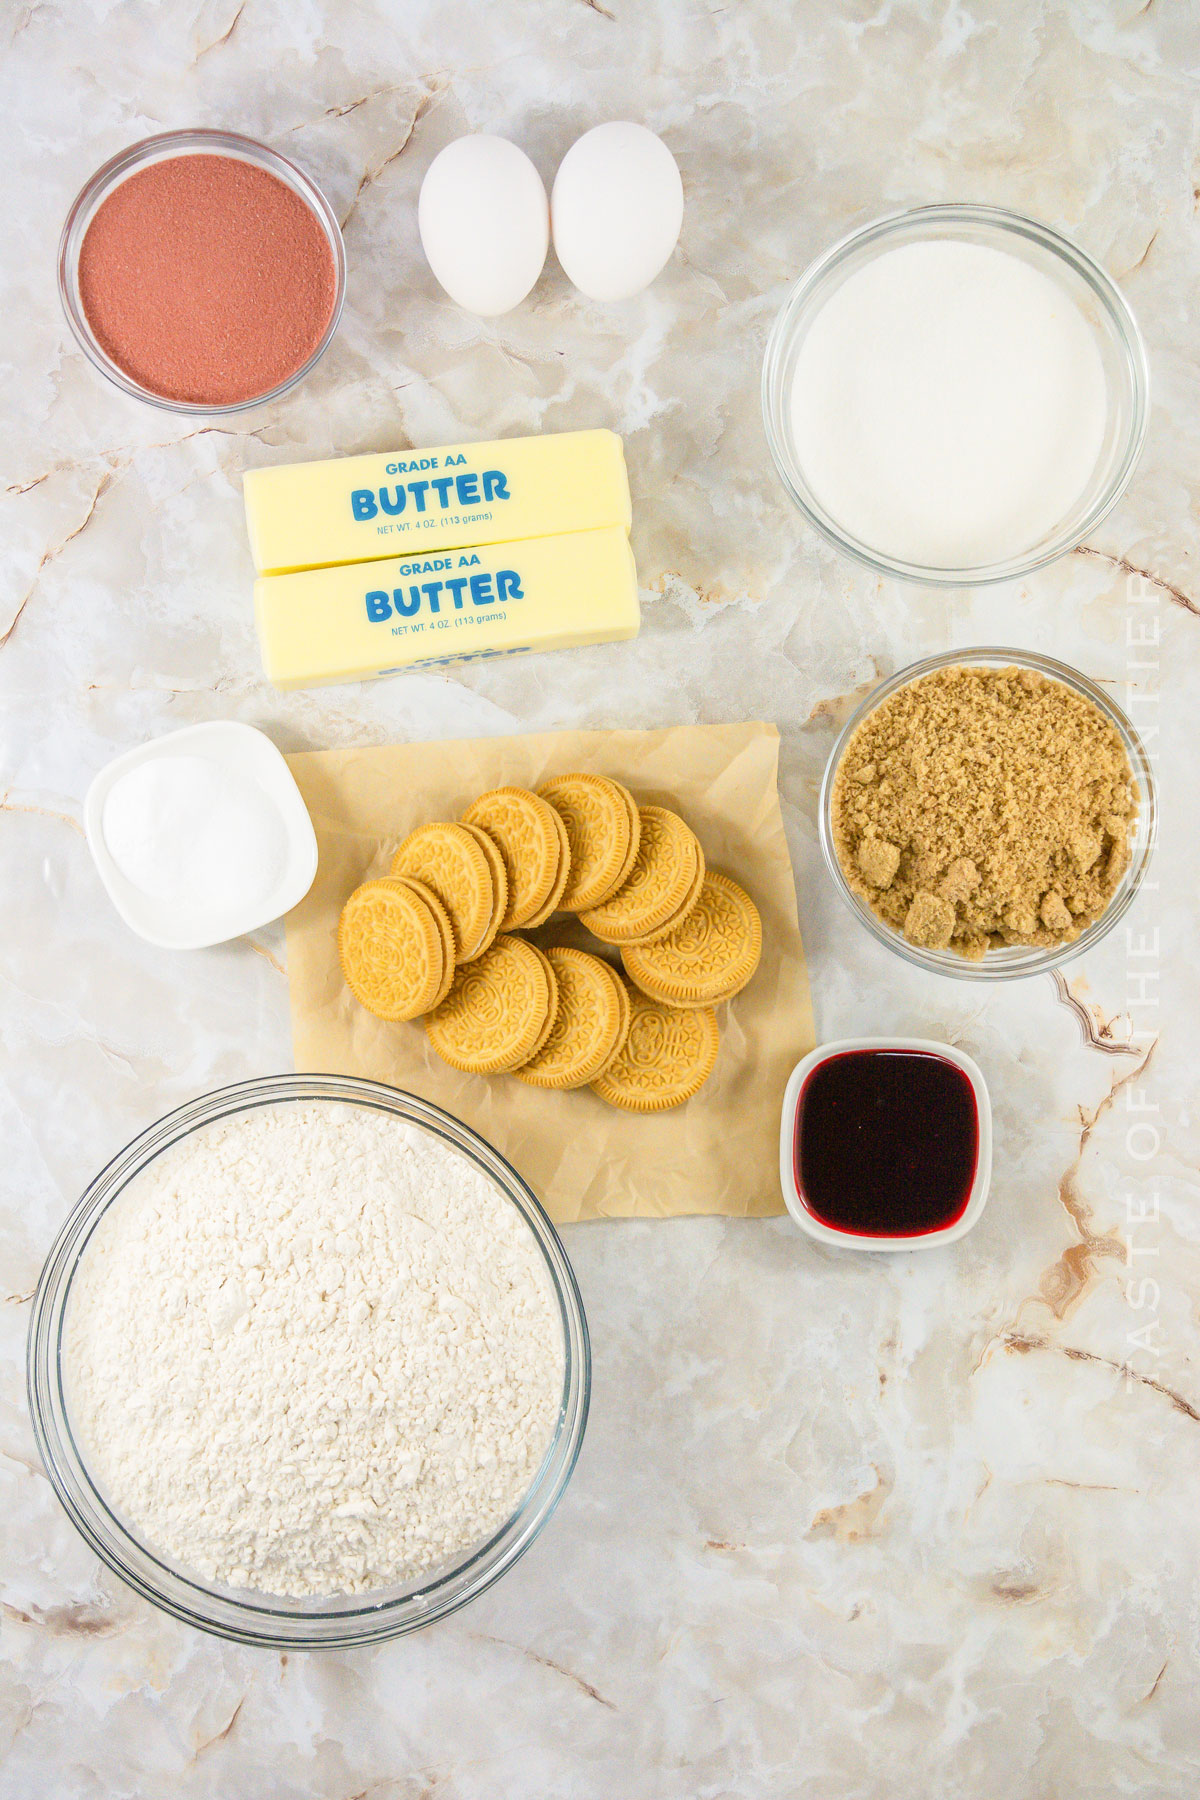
284,723,814,1222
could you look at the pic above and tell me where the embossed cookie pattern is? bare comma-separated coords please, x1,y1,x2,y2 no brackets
338,877,446,1021
579,806,701,943
458,821,509,959
425,934,553,1074
521,799,572,928
591,990,721,1111
539,773,634,912
622,872,762,1005
515,947,629,1089
462,788,562,929
385,873,457,1009
391,821,495,961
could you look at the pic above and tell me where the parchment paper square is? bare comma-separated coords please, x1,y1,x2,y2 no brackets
284,722,813,1221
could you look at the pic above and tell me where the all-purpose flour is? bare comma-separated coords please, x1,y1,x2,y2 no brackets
65,1102,565,1598
787,238,1109,567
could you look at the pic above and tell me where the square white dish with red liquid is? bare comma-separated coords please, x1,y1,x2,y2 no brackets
779,1037,992,1251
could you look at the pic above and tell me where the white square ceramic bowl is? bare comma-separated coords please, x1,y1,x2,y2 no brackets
84,721,318,950
779,1036,992,1251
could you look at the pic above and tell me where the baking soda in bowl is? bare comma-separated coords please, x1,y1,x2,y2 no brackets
102,755,286,912
786,237,1109,568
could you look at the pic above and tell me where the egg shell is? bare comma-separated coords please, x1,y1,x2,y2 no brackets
551,122,684,302
418,135,549,317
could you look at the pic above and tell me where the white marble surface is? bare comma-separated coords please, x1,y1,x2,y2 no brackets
2,2,1198,1795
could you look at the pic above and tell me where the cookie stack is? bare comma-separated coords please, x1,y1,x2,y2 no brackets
337,773,762,1110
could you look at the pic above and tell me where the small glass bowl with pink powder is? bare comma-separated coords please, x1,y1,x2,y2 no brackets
59,128,346,414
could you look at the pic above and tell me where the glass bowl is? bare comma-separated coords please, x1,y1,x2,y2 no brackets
762,204,1149,585
817,647,1158,980
27,1075,590,1649
58,129,346,415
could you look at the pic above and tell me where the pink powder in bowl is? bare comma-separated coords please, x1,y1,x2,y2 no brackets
76,152,339,407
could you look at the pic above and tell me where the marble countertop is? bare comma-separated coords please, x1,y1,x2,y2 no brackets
3,2,1198,1795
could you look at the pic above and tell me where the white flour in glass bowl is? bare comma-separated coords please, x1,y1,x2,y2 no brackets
63,1101,564,1598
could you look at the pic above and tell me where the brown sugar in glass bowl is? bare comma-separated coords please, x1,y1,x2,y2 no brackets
817,647,1158,981
59,130,345,413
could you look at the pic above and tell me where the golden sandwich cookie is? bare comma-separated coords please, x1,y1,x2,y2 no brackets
515,948,630,1089
622,872,762,1007
391,821,495,962
619,837,706,946
591,988,720,1112
521,800,572,928
580,805,701,945
458,821,509,959
521,943,562,1060
610,957,632,1051
538,773,636,912
384,873,458,1009
611,780,642,893
462,787,563,930
426,934,555,1075
338,877,447,1022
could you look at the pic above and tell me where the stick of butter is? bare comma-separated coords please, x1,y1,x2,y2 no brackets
243,428,632,575
254,526,640,690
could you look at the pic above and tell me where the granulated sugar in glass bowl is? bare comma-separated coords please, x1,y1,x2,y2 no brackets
763,206,1148,585
28,1077,589,1648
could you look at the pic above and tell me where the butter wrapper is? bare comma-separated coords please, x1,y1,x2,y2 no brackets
244,428,631,574
255,526,639,689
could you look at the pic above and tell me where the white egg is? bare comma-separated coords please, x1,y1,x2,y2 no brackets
418,135,549,316
551,122,684,302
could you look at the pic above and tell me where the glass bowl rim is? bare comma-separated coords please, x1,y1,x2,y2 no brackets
57,127,347,417
761,202,1151,586
27,1073,590,1648
817,646,1159,981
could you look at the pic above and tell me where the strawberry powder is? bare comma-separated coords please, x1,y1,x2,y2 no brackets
77,152,338,407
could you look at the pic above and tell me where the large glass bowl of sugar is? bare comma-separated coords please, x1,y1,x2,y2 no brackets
762,205,1148,585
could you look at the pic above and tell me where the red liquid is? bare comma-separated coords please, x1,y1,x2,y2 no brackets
794,1049,978,1238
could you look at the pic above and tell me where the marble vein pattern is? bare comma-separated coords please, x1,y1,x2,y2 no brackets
2,2,1198,1796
